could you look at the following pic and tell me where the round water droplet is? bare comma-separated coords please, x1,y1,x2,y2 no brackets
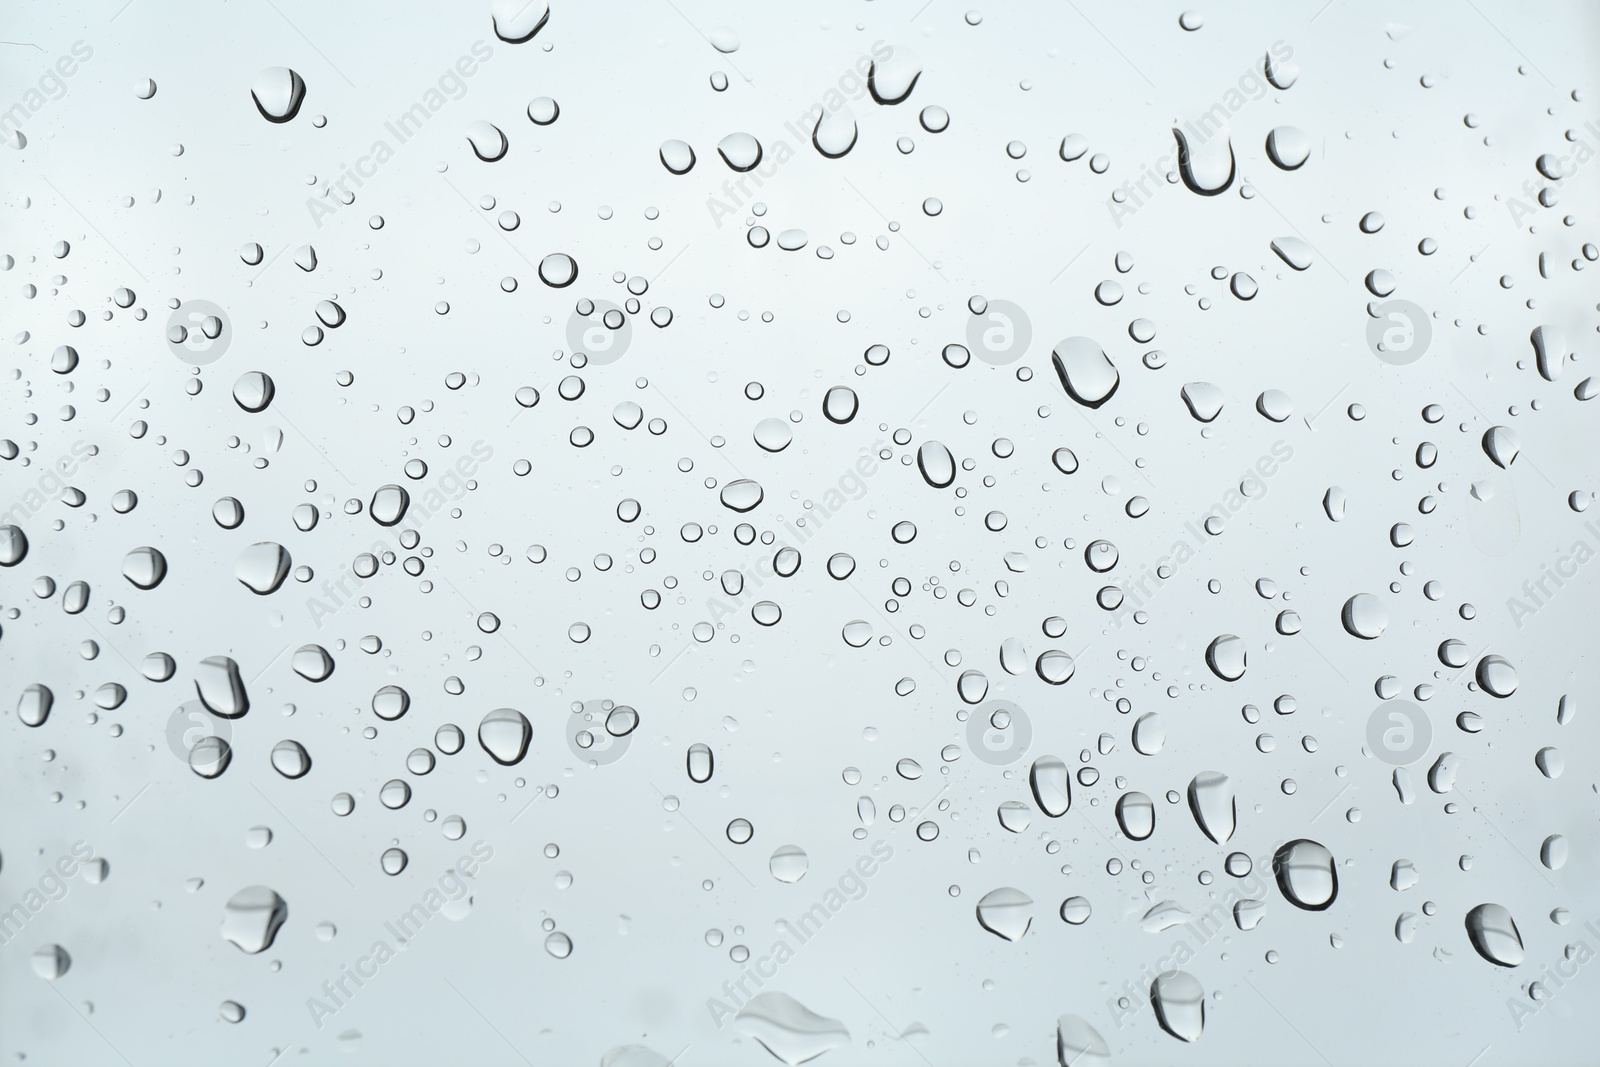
370,485,410,527
232,371,275,412
1274,839,1337,910
121,546,168,589
1341,593,1388,639
1187,771,1235,844
221,886,288,954
465,120,508,161
1205,635,1246,680
1115,791,1155,840
31,944,70,980
719,479,763,512
1036,650,1075,685
490,0,550,41
975,887,1033,941
538,253,578,288
769,845,808,883
292,644,335,681
0,524,30,566
1265,126,1310,170
190,735,233,778
478,708,531,765
270,740,311,779
659,139,697,174
823,386,859,423
717,133,763,172
1476,655,1518,698
526,96,559,124
250,67,306,123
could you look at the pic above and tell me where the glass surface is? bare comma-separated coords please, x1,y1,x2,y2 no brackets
2,1,1597,1063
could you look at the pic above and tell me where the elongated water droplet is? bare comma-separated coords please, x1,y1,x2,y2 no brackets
868,46,922,104
1030,756,1071,816
1056,1014,1110,1065
1271,236,1313,270
1150,971,1205,1042
1530,325,1566,382
1427,751,1460,793
1465,903,1524,967
1173,127,1234,195
687,742,714,783
1482,426,1519,469
1265,49,1300,89
1051,337,1118,408
18,683,52,727
1116,791,1155,840
734,992,850,1066
196,656,248,718
917,441,955,487
1187,771,1235,843
1132,712,1166,755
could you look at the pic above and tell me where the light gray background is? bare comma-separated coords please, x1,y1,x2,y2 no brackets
2,0,1598,1064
